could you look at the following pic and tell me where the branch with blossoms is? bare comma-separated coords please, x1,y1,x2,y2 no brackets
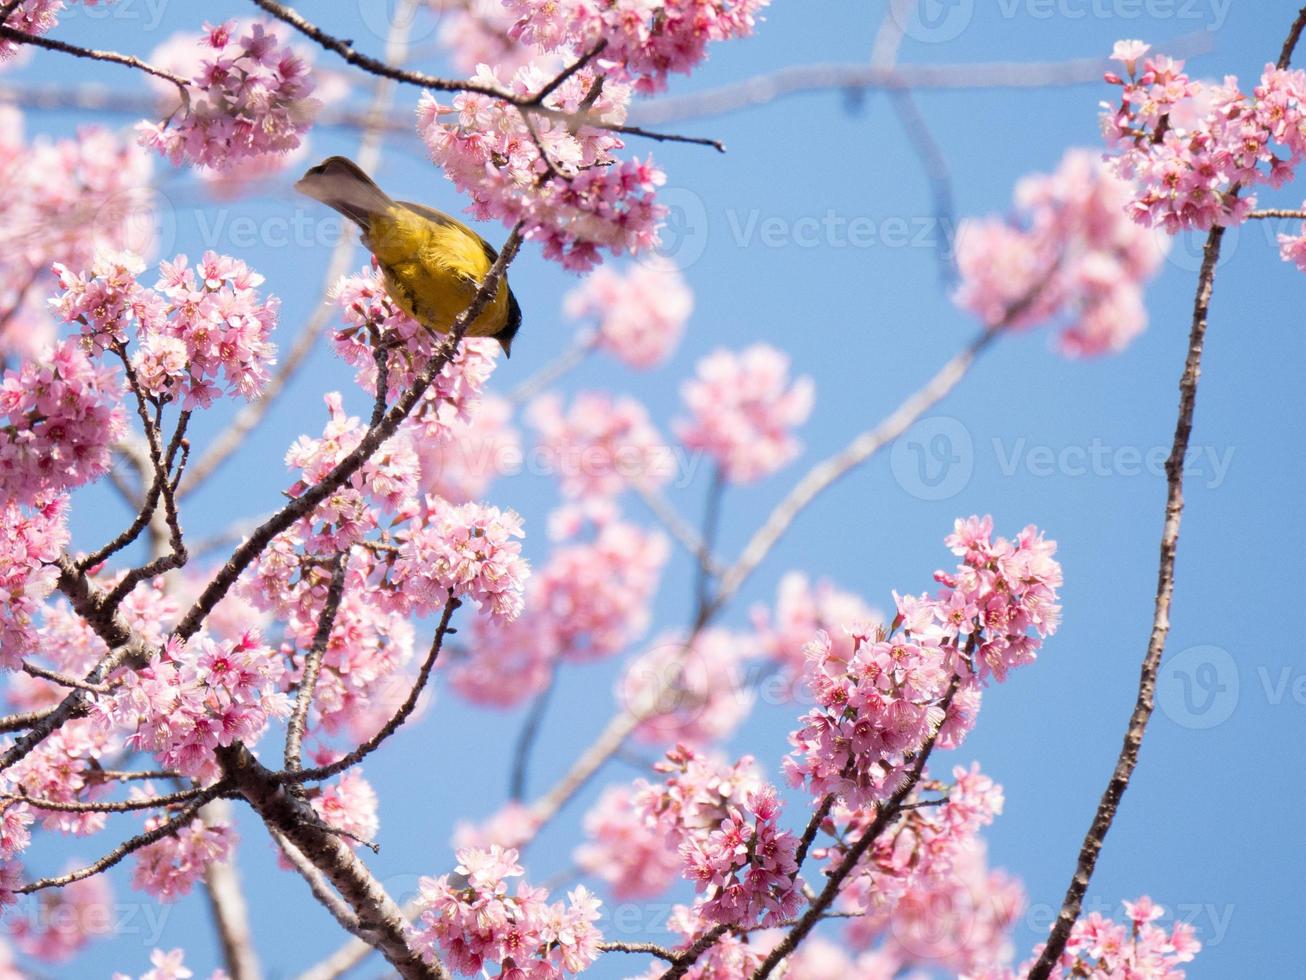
3,2,1306,979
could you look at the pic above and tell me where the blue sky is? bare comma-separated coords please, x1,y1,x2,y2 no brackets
8,1,1306,977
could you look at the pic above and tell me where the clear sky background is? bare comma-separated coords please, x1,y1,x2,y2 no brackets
7,1,1305,977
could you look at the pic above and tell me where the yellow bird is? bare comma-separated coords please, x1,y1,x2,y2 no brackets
295,156,522,356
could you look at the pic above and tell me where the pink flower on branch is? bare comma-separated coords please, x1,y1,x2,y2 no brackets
0,340,126,505
563,258,692,368
952,149,1166,356
416,845,602,977
675,343,814,484
137,20,320,171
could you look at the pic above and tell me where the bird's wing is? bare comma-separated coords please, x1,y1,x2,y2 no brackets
396,200,500,283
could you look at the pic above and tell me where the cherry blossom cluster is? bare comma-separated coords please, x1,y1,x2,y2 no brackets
634,745,803,928
829,765,1023,973
417,64,663,271
96,630,289,782
8,870,111,962
132,812,235,901
391,496,529,622
504,0,769,93
5,718,112,837
415,844,602,977
952,149,1167,355
137,20,320,171
675,343,814,483
622,628,754,745
785,516,1061,811
574,785,681,898
969,897,1201,980
435,0,544,76
51,249,279,408
1102,41,1306,235
526,391,672,497
0,108,154,360
0,496,68,670
563,258,692,368
0,338,126,505
450,513,666,704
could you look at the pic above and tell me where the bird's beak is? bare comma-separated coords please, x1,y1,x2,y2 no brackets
497,336,512,359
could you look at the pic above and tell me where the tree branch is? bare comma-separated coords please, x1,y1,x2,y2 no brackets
285,553,350,773
1027,13,1306,976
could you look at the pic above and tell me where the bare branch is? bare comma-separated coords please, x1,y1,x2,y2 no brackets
0,25,189,98
221,743,444,980
201,798,263,980
272,830,364,939
16,789,220,893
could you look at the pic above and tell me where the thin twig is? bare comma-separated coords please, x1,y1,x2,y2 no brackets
4,784,213,814
285,553,350,773
1028,12,1306,976
249,0,722,150
16,790,218,893
1247,208,1306,219
20,661,112,695
509,667,557,800
631,479,723,578
0,26,189,97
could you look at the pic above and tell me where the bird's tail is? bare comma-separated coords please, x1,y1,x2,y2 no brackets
295,156,394,231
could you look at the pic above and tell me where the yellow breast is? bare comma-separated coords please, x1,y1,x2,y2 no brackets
365,206,509,338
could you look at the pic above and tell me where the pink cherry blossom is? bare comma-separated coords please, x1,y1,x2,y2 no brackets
675,343,814,483
563,258,692,368
784,517,1061,811
505,0,769,93
527,390,673,497
0,339,126,505
51,249,279,408
97,631,289,782
575,785,681,898
416,62,665,271
137,21,320,171
311,770,379,847
391,497,530,622
952,149,1166,355
1103,48,1306,234
415,845,602,977
132,814,235,902
0,495,68,669
634,746,803,928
